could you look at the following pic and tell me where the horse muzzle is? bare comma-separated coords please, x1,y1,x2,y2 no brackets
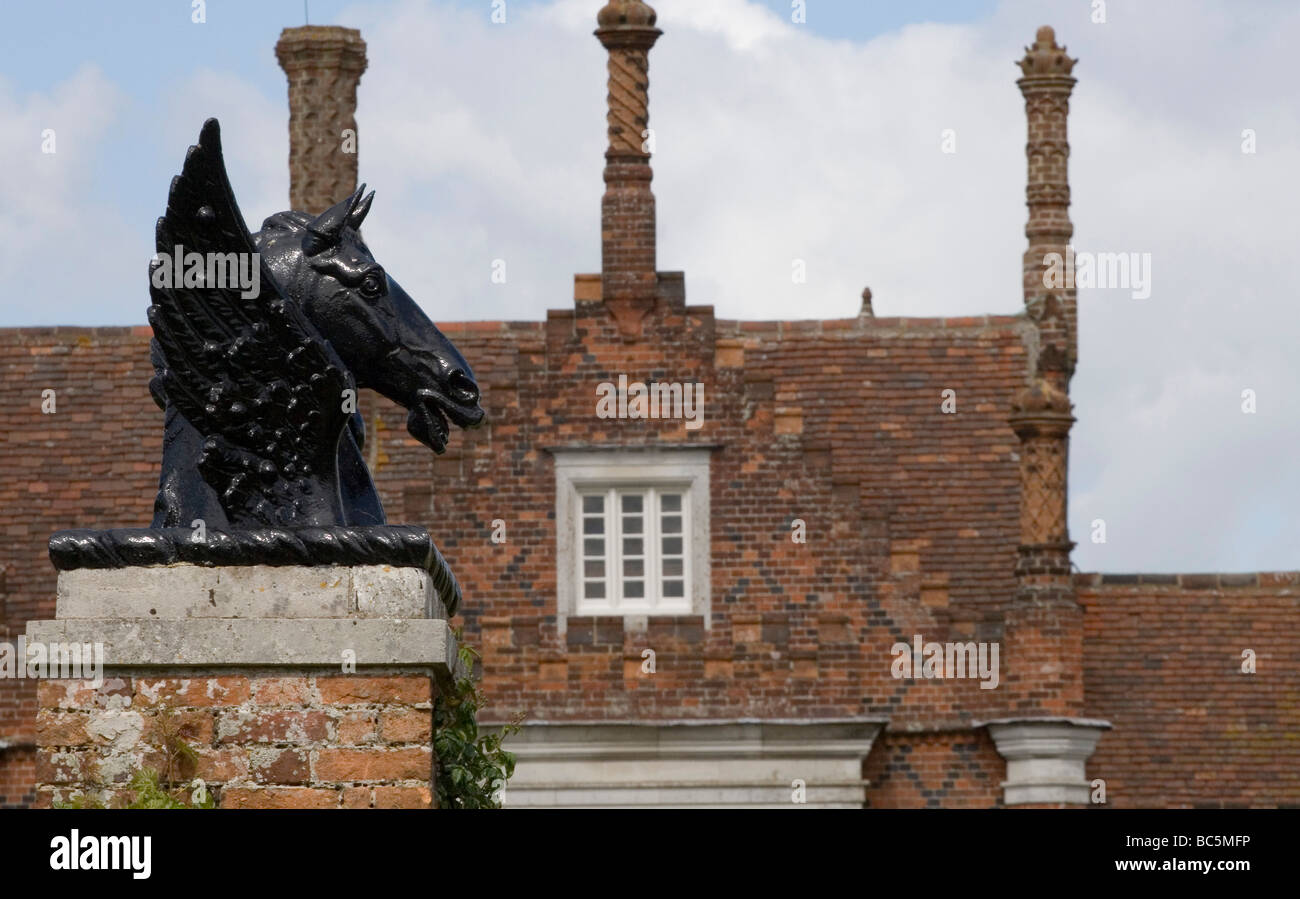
406,382,485,453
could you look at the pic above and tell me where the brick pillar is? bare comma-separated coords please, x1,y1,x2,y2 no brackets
993,28,1106,807
28,565,455,808
595,1,662,338
275,26,368,215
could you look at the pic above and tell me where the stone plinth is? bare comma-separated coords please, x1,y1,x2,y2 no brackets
983,717,1110,806
26,564,456,809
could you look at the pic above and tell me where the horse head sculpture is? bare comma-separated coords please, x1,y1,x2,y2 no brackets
48,119,477,614
147,119,484,532
257,191,484,456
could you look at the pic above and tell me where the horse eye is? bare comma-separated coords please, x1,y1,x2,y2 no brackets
359,272,386,300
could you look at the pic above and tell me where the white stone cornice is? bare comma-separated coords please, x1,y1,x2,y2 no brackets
495,719,886,808
982,717,1111,806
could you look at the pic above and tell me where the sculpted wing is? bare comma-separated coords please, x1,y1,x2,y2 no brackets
147,118,353,527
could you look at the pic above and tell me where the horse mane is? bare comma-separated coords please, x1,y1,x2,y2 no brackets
255,209,369,269
259,210,315,234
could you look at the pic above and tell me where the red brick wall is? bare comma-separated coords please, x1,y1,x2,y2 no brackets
362,286,1031,734
8,305,1294,808
1080,573,1300,808
35,673,434,808
863,729,1005,808
0,297,1033,805
0,327,159,806
0,745,35,808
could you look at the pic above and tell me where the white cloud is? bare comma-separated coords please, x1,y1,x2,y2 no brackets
332,0,1298,572
158,68,288,231
2,0,1295,572
0,66,132,323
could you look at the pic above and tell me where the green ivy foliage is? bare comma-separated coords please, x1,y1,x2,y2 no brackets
121,767,215,809
433,637,521,809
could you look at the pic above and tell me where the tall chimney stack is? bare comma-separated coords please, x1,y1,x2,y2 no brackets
989,30,1108,808
594,1,662,335
275,26,368,215
1010,25,1077,578
1005,26,1083,718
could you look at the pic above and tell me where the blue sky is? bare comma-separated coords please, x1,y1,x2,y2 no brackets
1,0,998,262
2,0,1298,574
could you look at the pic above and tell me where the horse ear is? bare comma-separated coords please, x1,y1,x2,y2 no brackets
303,187,363,255
349,190,374,229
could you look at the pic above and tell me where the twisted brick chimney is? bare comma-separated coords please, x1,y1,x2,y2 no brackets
275,26,368,215
1010,26,1078,609
987,31,1105,808
1004,27,1086,719
594,0,662,337
1017,24,1078,374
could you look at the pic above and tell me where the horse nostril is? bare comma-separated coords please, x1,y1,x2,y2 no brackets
448,369,480,405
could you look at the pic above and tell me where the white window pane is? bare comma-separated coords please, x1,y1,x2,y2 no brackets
560,451,706,618
570,481,695,613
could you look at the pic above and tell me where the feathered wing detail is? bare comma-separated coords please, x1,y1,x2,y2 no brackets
147,119,353,527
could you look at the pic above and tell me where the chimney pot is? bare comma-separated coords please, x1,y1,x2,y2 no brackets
276,26,368,215
597,0,657,29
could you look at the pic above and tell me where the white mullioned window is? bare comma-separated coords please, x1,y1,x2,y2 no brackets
577,485,690,614
553,448,711,628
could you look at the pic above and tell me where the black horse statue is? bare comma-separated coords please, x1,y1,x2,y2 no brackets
148,118,483,530
50,119,483,613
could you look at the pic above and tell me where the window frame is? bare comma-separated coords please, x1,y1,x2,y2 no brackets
575,484,692,615
553,448,711,632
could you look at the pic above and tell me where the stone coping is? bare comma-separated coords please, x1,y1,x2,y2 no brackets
1076,571,1299,588
26,563,460,692
53,564,443,620
25,616,454,666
